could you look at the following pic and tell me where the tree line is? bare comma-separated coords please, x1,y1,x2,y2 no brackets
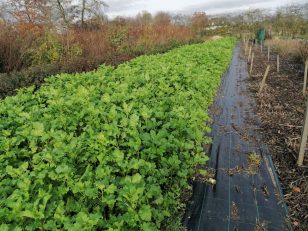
0,1,306,76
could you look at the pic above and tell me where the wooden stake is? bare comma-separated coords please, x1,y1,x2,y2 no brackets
303,60,308,95
277,55,280,73
248,45,252,62
267,47,270,62
250,53,254,74
298,100,308,166
245,41,248,55
259,65,270,94
260,40,263,53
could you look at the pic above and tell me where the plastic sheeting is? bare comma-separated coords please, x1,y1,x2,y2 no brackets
183,44,291,231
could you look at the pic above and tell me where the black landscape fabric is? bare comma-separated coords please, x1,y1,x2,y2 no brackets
184,44,291,231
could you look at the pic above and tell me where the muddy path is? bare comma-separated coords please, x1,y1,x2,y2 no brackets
183,44,291,231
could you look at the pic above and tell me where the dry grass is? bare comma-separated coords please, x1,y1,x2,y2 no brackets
247,152,262,175
265,39,308,64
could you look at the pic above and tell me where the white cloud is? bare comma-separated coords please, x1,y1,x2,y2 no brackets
104,0,307,17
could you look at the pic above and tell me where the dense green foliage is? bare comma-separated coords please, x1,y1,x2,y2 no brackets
0,37,236,230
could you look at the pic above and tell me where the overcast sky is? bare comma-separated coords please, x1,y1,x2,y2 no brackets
104,0,307,17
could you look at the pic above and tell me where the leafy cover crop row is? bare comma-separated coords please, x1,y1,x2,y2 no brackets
0,37,236,230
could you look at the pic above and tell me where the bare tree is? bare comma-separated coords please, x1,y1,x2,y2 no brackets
190,12,209,36
173,14,190,26
79,0,108,28
8,0,51,24
153,11,171,26
50,0,108,28
136,11,152,25
55,0,70,25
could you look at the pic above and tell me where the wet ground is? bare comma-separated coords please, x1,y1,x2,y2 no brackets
184,45,291,231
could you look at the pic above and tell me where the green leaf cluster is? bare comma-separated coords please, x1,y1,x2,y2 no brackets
0,37,236,230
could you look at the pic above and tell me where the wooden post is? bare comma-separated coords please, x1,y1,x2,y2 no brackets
250,53,254,75
277,55,280,73
303,60,308,95
260,40,263,53
267,47,270,62
298,100,308,166
259,65,271,94
245,41,248,55
248,45,252,62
